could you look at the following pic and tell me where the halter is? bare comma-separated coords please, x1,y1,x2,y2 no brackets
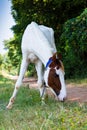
45,59,53,69
41,59,53,99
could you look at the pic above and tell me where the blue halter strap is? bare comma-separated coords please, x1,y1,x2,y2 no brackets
45,59,52,69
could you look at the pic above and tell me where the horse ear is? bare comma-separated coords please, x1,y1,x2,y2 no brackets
57,53,62,60
50,52,62,62
52,52,62,60
51,52,57,61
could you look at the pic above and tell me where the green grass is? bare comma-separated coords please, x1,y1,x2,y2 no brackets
0,74,87,130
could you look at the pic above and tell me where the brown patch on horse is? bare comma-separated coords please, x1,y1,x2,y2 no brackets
48,68,61,95
10,97,15,103
49,52,64,72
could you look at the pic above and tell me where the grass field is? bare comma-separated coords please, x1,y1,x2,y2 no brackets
0,74,87,130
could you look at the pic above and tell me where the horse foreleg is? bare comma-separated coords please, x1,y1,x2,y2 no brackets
6,56,29,109
35,60,46,102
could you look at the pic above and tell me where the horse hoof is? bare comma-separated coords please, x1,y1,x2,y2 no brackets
6,104,13,110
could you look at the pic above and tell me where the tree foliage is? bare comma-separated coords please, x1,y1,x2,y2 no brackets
5,0,87,78
60,8,87,78
0,54,3,68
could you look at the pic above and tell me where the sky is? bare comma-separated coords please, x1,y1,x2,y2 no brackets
0,0,15,54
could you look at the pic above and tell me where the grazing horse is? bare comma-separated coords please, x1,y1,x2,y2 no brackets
6,22,67,109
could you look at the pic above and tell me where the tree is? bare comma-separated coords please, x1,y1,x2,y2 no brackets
5,0,87,77
60,8,87,78
0,54,3,68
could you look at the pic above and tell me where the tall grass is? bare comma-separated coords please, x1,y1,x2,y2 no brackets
0,74,87,130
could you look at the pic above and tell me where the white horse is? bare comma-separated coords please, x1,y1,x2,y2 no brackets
7,22,66,109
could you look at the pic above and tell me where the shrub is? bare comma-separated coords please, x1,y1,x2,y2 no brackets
60,8,87,78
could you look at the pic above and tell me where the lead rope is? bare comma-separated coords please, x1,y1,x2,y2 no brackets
41,83,47,105
41,83,46,98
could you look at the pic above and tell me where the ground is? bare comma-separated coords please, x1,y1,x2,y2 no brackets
8,75,87,103
1,71,87,103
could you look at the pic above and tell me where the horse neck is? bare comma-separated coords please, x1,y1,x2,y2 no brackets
30,22,55,66
34,48,53,67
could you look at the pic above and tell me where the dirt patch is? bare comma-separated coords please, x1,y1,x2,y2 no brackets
20,77,87,103
67,83,87,103
2,71,87,103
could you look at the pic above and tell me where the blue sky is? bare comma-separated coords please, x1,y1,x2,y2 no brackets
0,0,15,54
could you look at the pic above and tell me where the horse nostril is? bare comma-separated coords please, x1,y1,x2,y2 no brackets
63,97,67,101
63,98,65,102
60,97,66,102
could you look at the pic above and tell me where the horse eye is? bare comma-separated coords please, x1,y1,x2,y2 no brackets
56,66,59,70
54,73,59,77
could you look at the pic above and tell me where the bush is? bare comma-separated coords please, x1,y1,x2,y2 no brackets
60,8,87,78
